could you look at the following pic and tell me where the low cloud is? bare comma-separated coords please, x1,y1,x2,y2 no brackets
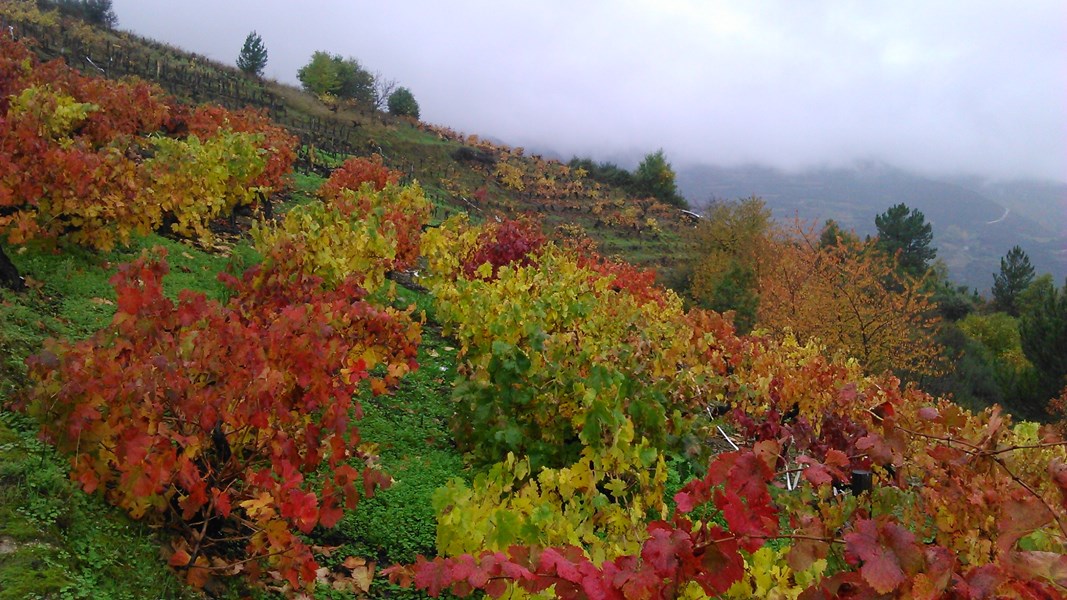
112,0,1067,182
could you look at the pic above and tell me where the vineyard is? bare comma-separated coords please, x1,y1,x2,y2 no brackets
1,4,1066,600
0,2,695,283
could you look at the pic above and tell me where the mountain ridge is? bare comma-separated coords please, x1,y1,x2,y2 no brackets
676,162,1066,292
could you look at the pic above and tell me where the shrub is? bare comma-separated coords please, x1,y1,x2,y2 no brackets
23,249,421,591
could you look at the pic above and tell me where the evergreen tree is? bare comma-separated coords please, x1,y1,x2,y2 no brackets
874,203,936,277
567,157,633,188
387,87,420,119
702,263,759,334
631,149,686,208
236,31,268,77
1019,276,1067,403
992,245,1035,316
818,219,859,249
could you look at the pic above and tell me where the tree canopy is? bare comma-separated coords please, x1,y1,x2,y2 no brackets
992,245,1035,316
236,31,268,77
38,0,116,27
759,220,943,377
874,203,936,277
631,149,686,208
1019,275,1067,403
688,197,771,332
297,52,376,105
387,87,420,119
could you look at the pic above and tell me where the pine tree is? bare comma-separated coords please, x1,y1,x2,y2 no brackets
874,203,936,278
236,31,268,77
819,219,859,249
992,245,1035,316
1019,276,1067,403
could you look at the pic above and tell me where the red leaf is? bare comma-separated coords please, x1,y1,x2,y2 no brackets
318,502,343,529
76,468,100,494
539,547,583,582
612,560,660,600
673,490,697,513
484,578,508,597
1004,551,1067,587
283,489,319,534
787,515,829,572
953,564,1004,598
640,526,691,577
824,449,850,469
692,528,745,596
920,546,955,594
413,556,452,598
917,406,940,421
213,489,232,519
798,458,835,487
998,495,1054,553
718,487,777,552
674,477,711,514
363,466,392,498
844,519,920,594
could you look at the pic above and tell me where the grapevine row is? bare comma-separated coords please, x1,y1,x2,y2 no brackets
399,214,1067,598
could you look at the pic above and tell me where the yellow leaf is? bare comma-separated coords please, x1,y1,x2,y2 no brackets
238,492,275,519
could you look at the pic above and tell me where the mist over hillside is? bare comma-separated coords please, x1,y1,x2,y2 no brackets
676,163,1067,292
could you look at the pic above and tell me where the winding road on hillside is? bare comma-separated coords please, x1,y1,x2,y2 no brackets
986,207,1010,224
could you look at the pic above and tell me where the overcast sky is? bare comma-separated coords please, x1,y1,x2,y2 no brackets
110,1,1066,182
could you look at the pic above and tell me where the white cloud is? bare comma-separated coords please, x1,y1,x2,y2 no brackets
111,0,1067,181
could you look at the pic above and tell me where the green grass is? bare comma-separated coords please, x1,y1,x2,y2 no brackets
334,323,466,563
0,411,195,600
300,286,466,600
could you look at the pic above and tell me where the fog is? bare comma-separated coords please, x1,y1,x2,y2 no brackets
110,1,1066,182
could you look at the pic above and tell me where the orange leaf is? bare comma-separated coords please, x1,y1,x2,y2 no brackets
169,548,191,567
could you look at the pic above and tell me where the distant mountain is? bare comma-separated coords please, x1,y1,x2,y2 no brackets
676,163,1067,292
950,177,1067,236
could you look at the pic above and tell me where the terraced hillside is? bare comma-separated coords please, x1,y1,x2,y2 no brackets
0,4,697,285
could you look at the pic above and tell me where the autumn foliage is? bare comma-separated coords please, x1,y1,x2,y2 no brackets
318,154,401,200
461,216,546,280
5,20,1067,599
22,249,420,590
253,160,431,291
402,215,1067,599
758,220,943,376
0,38,169,250
179,104,298,197
0,36,295,259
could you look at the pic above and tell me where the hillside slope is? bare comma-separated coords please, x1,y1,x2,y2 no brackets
677,162,1067,291
0,6,696,284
